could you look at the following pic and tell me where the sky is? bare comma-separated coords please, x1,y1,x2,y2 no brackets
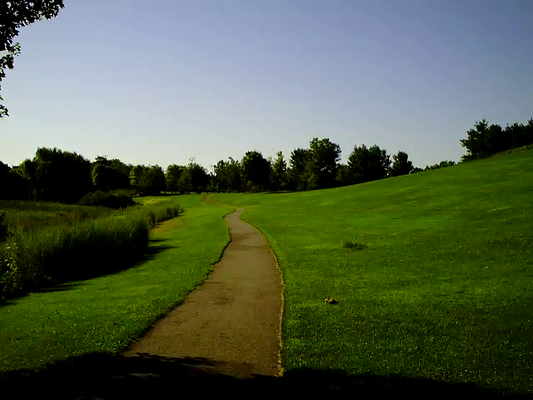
1,0,532,170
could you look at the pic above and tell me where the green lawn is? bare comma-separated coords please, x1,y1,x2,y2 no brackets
0,195,232,373
212,150,533,395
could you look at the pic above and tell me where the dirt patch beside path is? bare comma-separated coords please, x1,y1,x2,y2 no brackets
123,206,283,378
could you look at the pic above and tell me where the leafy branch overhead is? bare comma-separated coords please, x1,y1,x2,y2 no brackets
0,0,64,117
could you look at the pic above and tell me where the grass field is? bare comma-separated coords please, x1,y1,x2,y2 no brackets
0,195,232,373
212,150,533,395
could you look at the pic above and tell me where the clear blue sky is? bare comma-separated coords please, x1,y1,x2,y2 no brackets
1,0,532,170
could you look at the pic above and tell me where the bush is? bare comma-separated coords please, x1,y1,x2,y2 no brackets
78,191,136,209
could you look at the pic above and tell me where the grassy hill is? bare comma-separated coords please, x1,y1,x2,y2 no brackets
212,150,533,394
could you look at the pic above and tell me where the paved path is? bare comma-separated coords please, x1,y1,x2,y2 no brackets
123,207,283,379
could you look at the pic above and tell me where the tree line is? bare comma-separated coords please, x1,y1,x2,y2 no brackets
0,142,418,202
1,117,531,203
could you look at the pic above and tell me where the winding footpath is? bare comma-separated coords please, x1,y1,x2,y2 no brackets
123,205,283,378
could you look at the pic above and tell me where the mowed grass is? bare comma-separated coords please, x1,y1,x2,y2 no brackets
0,195,232,373
213,150,533,395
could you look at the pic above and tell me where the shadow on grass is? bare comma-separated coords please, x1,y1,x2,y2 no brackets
56,239,175,283
1,353,530,400
0,239,175,308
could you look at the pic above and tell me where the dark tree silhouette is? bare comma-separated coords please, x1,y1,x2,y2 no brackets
288,148,311,191
270,151,288,191
347,144,390,184
165,164,185,193
460,118,533,161
307,138,341,189
241,151,271,192
389,151,414,177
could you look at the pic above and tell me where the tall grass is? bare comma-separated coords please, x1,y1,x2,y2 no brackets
0,202,181,299
0,200,113,232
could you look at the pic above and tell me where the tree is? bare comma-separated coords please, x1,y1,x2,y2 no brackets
25,147,92,202
389,151,413,177
368,145,391,181
129,165,144,189
347,144,390,184
165,164,184,193
505,119,533,150
0,162,18,199
5,168,30,199
307,138,341,189
460,117,533,162
0,161,32,200
144,165,166,195
186,162,209,193
214,160,229,192
241,151,271,192
459,119,515,161
214,158,242,192
270,151,288,191
0,161,9,177
288,148,311,191
206,172,217,193
92,164,113,191
0,161,11,198
14,158,36,198
439,160,456,168
1,1,65,117
424,160,457,171
91,156,130,191
130,165,165,195
336,164,352,187
178,168,192,193
107,158,132,185
226,157,242,192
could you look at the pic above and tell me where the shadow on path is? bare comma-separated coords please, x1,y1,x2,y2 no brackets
1,352,529,400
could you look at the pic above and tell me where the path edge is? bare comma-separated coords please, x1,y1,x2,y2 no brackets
238,212,286,377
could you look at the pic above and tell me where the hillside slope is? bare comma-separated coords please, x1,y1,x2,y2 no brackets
213,150,533,394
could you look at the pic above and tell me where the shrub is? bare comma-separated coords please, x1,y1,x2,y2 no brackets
78,191,136,209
